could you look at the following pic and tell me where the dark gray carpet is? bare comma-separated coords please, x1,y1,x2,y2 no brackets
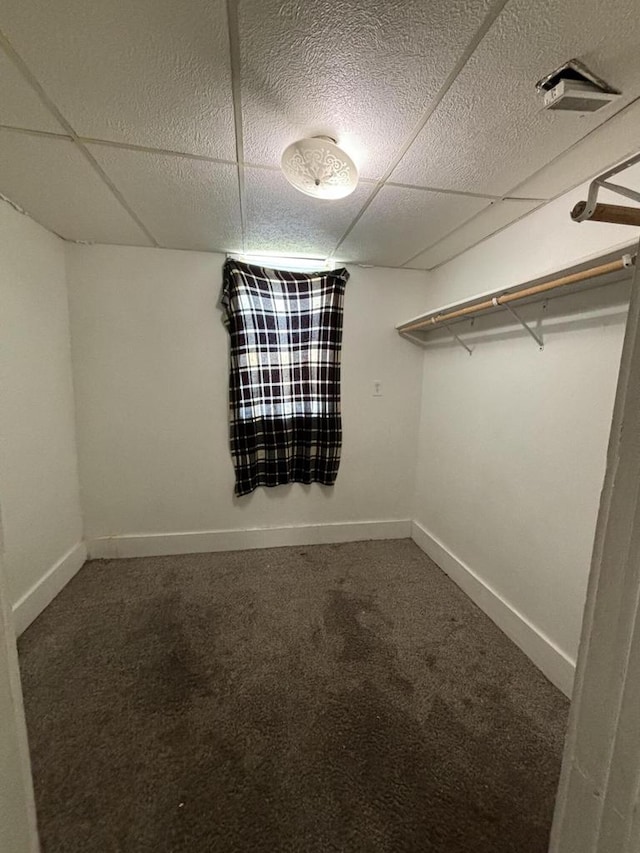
18,539,568,852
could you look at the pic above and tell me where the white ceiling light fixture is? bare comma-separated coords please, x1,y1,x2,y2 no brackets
281,136,358,200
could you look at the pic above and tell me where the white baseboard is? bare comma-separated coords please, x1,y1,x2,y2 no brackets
12,542,87,635
87,519,412,560
411,520,575,698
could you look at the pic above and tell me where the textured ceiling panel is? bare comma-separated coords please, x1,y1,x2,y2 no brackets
0,131,152,244
405,199,542,269
0,0,235,158
0,49,64,133
391,0,640,197
1,0,638,263
244,168,374,257
89,145,242,252
239,0,494,180
511,99,640,201
338,186,489,267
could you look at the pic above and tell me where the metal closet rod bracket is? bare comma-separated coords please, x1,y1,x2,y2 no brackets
444,323,473,355
495,296,544,350
397,252,637,345
571,152,640,225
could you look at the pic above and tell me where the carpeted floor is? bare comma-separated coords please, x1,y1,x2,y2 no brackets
18,539,569,852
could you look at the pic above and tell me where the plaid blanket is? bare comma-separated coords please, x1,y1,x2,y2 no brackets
221,260,349,496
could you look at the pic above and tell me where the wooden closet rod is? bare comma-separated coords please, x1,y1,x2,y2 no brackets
401,255,635,334
571,202,640,227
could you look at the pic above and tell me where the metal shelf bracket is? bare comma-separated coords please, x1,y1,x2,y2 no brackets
444,323,473,355
400,330,429,348
502,302,544,350
396,252,636,346
572,153,640,223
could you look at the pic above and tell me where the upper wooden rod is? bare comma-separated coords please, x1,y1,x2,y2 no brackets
400,257,632,334
571,202,640,227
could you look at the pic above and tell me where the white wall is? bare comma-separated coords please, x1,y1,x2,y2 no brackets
550,251,640,853
0,552,39,853
0,202,85,631
66,244,427,552
412,176,640,695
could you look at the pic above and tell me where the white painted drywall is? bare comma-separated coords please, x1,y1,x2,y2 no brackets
0,201,83,617
66,244,427,540
412,176,640,683
551,238,640,853
0,550,39,853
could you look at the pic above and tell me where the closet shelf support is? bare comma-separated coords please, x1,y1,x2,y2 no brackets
571,152,640,226
445,323,473,355
397,253,635,340
502,302,544,350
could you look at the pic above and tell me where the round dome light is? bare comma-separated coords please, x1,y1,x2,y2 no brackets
280,136,359,200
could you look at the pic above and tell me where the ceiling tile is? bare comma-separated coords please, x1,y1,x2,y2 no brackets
510,99,640,201
88,145,242,252
0,49,64,134
391,0,640,197
0,0,235,159
0,130,153,244
406,199,542,269
244,167,374,258
239,0,494,180
338,186,489,267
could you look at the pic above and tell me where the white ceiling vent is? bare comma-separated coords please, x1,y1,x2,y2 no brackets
536,59,620,113
543,79,620,112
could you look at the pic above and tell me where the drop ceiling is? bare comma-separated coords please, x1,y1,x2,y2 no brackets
0,0,639,269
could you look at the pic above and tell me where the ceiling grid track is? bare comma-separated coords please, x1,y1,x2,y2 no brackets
506,93,640,200
0,122,511,198
384,181,502,201
404,93,640,270
400,202,501,267
78,137,239,167
0,124,74,142
226,0,247,253
0,27,160,247
0,188,68,241
0,124,311,175
400,200,544,268
0,3,638,263
329,0,512,258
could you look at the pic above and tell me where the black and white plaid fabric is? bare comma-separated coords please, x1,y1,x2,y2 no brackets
221,259,349,497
